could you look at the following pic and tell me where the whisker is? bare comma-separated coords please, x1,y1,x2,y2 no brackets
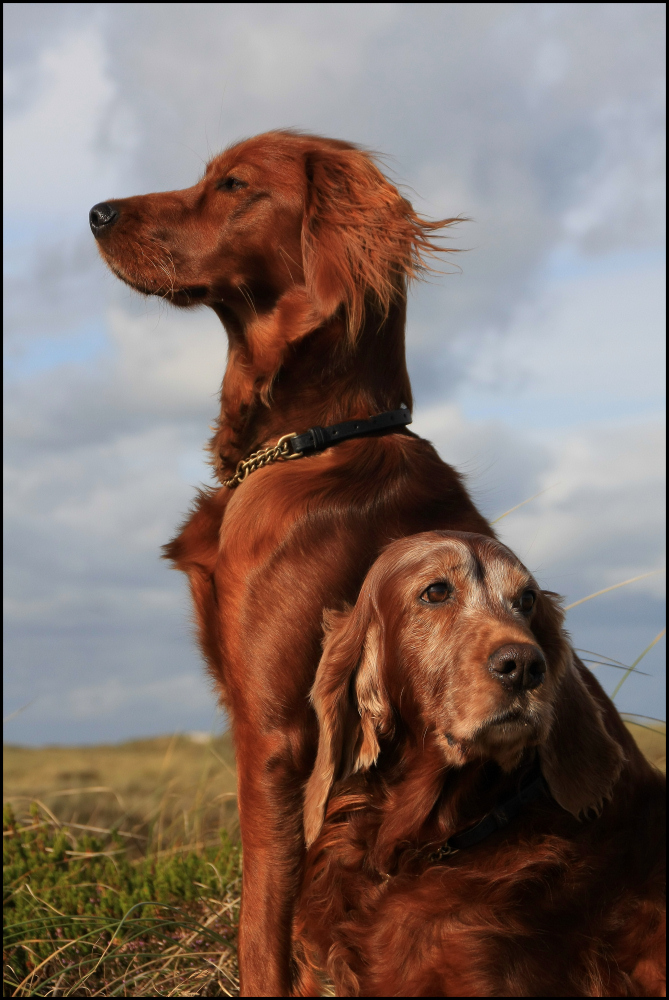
133,237,177,297
238,283,258,319
278,246,300,286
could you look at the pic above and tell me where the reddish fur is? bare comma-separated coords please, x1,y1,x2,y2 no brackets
293,533,666,997
93,129,504,995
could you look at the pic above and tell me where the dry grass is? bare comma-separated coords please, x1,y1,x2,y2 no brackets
620,716,666,773
3,801,241,997
4,734,240,997
3,732,239,856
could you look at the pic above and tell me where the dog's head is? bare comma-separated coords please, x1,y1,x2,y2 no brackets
304,531,623,847
90,130,456,353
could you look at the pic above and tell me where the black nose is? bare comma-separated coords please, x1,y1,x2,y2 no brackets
489,643,546,692
89,202,119,236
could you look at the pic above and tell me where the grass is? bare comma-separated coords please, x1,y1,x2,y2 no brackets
4,734,241,997
620,716,666,773
2,732,238,854
3,720,665,996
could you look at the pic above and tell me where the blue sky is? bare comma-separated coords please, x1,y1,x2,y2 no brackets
4,3,665,744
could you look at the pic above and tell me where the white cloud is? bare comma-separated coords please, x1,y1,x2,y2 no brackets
108,306,227,414
454,255,666,416
414,401,665,599
4,23,130,230
501,422,666,592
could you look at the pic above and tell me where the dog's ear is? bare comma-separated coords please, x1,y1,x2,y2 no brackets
302,146,460,339
539,651,625,818
303,597,391,848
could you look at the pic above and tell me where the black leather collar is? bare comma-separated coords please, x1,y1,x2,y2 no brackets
287,406,412,456
222,407,412,488
428,768,548,862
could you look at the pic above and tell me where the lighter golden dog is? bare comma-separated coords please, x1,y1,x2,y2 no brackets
294,532,666,998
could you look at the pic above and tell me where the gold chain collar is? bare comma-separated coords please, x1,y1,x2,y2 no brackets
222,407,413,489
222,433,302,489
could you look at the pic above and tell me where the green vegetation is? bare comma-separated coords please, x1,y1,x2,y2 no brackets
3,804,240,996
4,734,241,996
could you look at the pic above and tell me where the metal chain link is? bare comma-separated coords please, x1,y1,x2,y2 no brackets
222,432,301,489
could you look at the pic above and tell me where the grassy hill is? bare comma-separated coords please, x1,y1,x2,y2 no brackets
4,718,664,837
3,732,239,854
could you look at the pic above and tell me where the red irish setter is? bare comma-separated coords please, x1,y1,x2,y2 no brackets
293,532,666,998
91,129,504,994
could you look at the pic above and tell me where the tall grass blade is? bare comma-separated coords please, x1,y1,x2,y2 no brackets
611,628,666,700
564,569,663,610
491,485,558,524
3,700,37,724
574,648,629,667
579,658,649,675
620,713,666,728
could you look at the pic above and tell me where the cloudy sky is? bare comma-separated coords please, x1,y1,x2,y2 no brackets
4,3,665,745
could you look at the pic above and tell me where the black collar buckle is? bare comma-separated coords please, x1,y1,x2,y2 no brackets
288,407,412,456
426,770,548,865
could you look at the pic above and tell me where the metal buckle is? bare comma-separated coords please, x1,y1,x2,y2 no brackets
428,842,458,863
276,432,302,459
223,432,302,488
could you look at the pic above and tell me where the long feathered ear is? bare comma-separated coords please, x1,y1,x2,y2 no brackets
539,652,625,818
303,600,390,848
302,146,461,339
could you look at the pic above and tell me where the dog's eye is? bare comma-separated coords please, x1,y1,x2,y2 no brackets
217,176,247,191
514,589,536,614
421,583,450,604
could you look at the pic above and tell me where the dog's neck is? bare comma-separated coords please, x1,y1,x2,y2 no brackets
367,739,538,874
209,297,413,480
